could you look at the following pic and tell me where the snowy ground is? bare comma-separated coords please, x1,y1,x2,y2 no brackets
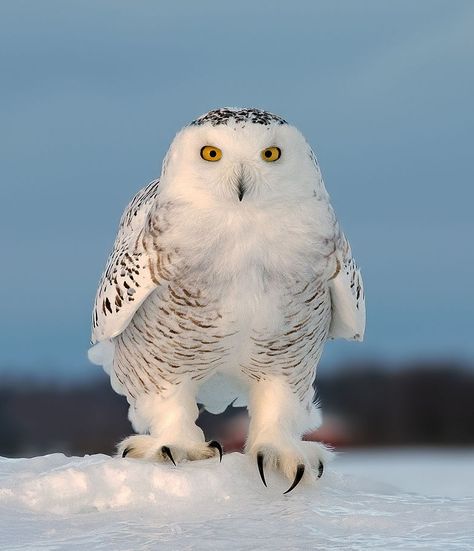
1,450,473,550
336,448,474,499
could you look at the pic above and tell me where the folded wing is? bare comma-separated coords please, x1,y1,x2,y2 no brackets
91,179,162,344
328,232,365,341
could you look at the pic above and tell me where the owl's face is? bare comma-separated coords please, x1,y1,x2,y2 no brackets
160,108,327,207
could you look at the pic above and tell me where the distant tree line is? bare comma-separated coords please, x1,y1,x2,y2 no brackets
316,360,474,446
0,359,473,457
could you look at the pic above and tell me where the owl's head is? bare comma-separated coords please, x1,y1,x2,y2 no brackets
159,108,327,206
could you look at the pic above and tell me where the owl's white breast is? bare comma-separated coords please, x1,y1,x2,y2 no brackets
157,194,337,337
160,195,336,286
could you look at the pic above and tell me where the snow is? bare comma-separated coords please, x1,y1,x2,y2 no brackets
1,451,473,550
335,448,474,499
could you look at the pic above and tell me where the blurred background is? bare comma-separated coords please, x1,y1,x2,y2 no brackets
1,1,473,493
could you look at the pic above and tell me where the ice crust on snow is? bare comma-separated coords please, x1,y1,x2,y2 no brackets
1,452,473,550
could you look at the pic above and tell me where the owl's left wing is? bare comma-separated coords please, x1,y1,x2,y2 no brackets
328,232,365,341
90,179,163,345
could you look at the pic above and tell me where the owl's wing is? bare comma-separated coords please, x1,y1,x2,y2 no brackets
328,232,365,341
91,179,162,344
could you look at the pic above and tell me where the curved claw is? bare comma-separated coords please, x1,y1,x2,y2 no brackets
283,464,305,495
208,440,223,462
257,452,267,487
161,445,176,466
122,446,131,458
317,460,324,479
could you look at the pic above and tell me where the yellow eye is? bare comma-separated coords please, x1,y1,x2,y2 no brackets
200,145,222,162
261,146,281,162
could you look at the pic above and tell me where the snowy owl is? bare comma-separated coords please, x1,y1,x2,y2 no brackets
89,107,365,493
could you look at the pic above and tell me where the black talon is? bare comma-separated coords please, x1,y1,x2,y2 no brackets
161,446,176,466
283,464,305,495
317,460,324,479
122,446,131,458
257,452,267,487
208,440,223,462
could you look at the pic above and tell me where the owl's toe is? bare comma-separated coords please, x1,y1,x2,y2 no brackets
118,435,223,464
283,463,306,494
257,451,267,487
160,445,176,465
184,440,223,461
155,441,223,463
117,434,156,459
254,449,309,493
248,441,330,493
207,440,223,462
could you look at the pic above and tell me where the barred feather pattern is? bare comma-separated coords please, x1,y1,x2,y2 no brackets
113,275,331,404
245,281,331,402
92,186,350,409
92,189,358,412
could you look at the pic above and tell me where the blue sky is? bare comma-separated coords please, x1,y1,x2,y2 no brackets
1,1,473,379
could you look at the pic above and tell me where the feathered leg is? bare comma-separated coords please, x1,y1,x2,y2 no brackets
245,377,332,493
117,383,222,463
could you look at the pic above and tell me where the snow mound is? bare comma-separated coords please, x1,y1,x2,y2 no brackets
1,453,473,550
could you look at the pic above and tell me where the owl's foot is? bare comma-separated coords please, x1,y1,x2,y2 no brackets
248,440,331,494
117,435,223,463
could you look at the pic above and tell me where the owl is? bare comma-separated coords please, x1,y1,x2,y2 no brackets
88,108,365,493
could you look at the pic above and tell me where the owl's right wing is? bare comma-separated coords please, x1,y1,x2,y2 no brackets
90,179,164,344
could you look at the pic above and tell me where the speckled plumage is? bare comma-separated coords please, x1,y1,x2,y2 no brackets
89,108,365,486
190,107,287,127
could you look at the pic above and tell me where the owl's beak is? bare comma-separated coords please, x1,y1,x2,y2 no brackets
236,164,247,202
237,178,246,202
